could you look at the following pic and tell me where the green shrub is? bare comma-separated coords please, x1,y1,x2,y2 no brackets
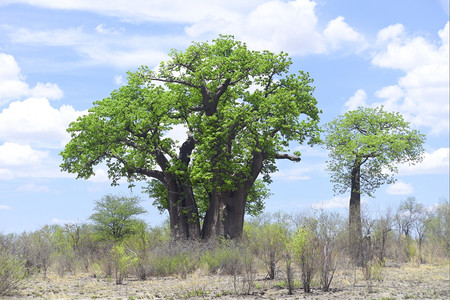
112,242,138,284
0,247,28,296
200,240,241,275
289,228,320,293
149,252,195,278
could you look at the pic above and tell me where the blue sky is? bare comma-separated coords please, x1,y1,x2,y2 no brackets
0,0,448,233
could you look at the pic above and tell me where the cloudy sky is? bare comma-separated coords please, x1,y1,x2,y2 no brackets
0,0,448,233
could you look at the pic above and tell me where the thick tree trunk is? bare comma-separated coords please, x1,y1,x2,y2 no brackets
166,178,188,240
165,176,201,240
220,151,263,239
181,183,201,239
222,186,248,239
202,190,223,239
349,165,363,266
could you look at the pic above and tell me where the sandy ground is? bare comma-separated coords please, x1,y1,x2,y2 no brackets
4,262,449,299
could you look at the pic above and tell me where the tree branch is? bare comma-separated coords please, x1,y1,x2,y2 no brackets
150,77,201,89
275,153,301,162
179,132,196,165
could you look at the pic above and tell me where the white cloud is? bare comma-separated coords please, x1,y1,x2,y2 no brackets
0,168,14,180
0,52,22,79
166,124,188,147
237,0,326,55
343,89,367,111
88,168,110,183
16,183,51,193
51,218,76,225
323,16,367,52
114,75,124,85
398,148,449,175
185,0,365,56
0,53,63,105
376,23,405,44
372,24,445,71
31,82,63,99
3,1,366,62
311,197,348,209
0,142,48,167
0,0,262,24
0,97,85,148
272,166,311,181
0,54,87,180
0,205,11,210
0,142,72,179
311,196,369,209
371,22,449,135
95,24,124,35
386,181,414,195
5,27,171,69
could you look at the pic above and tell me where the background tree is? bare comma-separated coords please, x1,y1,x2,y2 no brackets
61,35,320,239
426,199,450,256
372,208,394,265
323,106,425,265
395,197,429,263
89,195,146,242
0,244,27,296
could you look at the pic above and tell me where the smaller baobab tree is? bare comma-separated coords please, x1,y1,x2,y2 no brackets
323,106,425,266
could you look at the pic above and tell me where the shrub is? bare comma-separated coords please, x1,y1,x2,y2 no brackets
257,222,288,279
0,246,28,296
112,242,137,284
200,239,241,275
290,228,320,293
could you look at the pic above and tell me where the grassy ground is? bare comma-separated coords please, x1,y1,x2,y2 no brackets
4,261,449,299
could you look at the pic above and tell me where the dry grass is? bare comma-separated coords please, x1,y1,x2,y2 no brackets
3,261,449,299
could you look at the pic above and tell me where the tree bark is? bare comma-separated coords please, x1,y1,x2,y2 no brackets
202,190,222,239
349,165,363,266
181,182,201,239
166,176,188,240
222,187,247,239
164,175,201,240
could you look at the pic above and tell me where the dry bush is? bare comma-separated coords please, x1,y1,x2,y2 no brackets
0,245,28,296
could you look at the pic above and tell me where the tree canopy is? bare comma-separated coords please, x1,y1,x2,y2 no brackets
89,195,147,241
323,106,425,264
324,106,425,197
60,35,321,239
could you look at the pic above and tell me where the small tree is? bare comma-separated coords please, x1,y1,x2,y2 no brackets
290,228,320,293
323,106,425,265
426,200,450,259
124,221,151,280
0,245,28,296
373,208,394,264
396,197,425,262
257,222,288,280
90,194,147,242
30,226,54,278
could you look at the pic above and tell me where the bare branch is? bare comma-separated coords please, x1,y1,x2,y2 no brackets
275,153,301,162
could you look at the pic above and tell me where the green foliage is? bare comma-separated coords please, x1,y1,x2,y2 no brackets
0,246,28,296
200,239,242,275
426,200,450,254
112,242,138,284
60,35,321,238
123,222,152,280
289,228,320,293
52,226,76,276
150,252,196,278
89,195,147,241
323,106,425,197
255,222,288,279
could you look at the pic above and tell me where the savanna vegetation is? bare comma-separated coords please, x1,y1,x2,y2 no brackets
1,196,448,298
2,36,447,298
